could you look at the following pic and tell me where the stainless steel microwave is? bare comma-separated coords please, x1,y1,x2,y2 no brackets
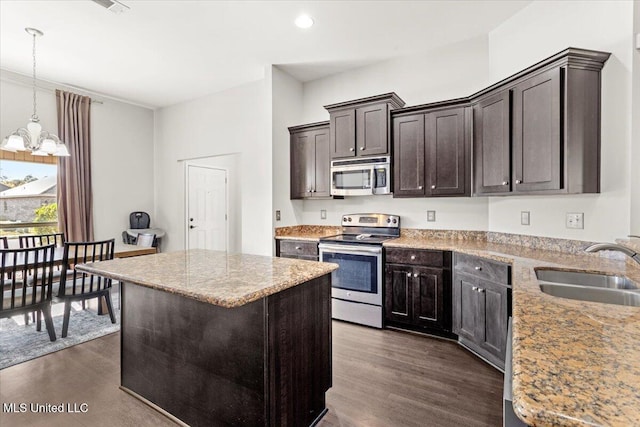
330,156,391,196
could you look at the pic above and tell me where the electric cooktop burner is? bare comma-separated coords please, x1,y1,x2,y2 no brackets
319,213,401,245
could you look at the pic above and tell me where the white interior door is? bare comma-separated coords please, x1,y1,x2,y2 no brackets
186,165,227,251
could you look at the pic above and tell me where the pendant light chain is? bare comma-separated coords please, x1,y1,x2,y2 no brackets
31,30,38,122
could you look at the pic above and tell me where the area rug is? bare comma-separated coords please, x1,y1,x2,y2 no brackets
0,294,121,370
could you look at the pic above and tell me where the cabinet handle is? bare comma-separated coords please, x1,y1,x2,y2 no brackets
295,246,301,250
478,288,485,293
349,147,355,152
410,255,416,260
413,273,419,278
418,186,423,190
407,273,412,278
431,185,436,189
472,286,478,291
502,181,509,186
515,180,522,184
475,266,482,271
360,147,365,151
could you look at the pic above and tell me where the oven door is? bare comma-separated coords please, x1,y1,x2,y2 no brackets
319,243,382,306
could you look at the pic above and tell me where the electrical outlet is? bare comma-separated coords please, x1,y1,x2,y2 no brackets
275,210,281,221
427,210,436,222
521,211,530,226
320,210,327,220
566,212,584,229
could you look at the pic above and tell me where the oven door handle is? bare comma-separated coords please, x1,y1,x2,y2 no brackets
319,244,383,255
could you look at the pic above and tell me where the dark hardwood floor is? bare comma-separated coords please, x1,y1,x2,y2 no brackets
0,321,502,427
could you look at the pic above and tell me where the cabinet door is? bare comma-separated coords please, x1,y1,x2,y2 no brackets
452,272,478,341
411,266,446,330
512,68,561,192
392,114,425,197
426,107,467,196
290,132,310,199
384,264,413,324
312,128,331,197
473,91,511,194
356,103,389,156
330,109,356,158
477,280,509,362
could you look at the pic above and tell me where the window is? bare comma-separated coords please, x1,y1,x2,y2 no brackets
0,159,58,237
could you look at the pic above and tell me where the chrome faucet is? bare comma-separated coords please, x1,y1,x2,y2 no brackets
585,243,640,265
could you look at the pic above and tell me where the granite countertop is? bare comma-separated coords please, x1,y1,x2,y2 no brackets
273,226,640,426
616,236,640,254
274,225,341,241
76,249,338,308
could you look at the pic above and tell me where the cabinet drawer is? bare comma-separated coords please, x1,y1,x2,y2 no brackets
385,248,444,267
454,253,510,285
279,240,318,257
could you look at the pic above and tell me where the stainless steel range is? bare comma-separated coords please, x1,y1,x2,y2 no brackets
319,213,400,328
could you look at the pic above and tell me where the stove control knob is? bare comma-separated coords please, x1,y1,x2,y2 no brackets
387,218,391,223
347,217,352,222
392,218,397,224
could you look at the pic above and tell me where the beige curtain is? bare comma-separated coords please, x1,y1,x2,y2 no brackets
56,89,94,242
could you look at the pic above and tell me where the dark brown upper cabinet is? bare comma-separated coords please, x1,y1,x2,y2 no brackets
289,121,331,200
325,93,405,159
472,48,610,196
392,101,471,197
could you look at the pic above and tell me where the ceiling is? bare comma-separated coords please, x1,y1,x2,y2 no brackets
0,0,531,109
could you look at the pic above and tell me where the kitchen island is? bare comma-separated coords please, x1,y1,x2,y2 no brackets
77,249,338,427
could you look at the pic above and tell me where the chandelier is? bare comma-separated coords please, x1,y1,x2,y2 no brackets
1,28,70,157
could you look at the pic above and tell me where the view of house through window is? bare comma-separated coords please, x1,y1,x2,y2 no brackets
0,160,58,236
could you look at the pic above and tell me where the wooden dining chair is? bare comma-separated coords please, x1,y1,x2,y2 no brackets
19,232,65,249
56,239,116,338
1,244,57,341
136,233,156,248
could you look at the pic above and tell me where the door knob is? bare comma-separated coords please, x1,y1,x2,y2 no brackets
189,225,197,229
502,181,509,186
407,273,412,277
360,147,365,151
431,185,436,189
413,273,419,278
189,218,194,222
349,148,355,152
418,186,423,190
410,255,416,260
515,180,522,184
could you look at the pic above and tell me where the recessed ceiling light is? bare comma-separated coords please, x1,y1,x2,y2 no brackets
295,14,314,29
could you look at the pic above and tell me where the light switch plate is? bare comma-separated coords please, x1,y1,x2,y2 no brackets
275,210,281,221
427,210,436,222
566,212,584,229
521,211,530,226
320,210,327,220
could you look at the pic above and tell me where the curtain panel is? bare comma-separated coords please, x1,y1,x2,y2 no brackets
56,90,94,242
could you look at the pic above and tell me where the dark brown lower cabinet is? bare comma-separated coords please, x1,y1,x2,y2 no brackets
121,277,331,427
384,249,452,336
452,254,511,370
275,239,319,261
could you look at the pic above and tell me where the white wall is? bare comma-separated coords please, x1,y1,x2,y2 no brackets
487,0,634,242
272,36,491,231
154,77,272,255
0,74,155,242
271,66,304,231
632,1,640,236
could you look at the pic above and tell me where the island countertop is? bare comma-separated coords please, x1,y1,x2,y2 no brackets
76,249,338,308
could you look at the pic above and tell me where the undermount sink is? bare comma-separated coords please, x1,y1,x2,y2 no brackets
536,269,638,290
536,269,640,307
